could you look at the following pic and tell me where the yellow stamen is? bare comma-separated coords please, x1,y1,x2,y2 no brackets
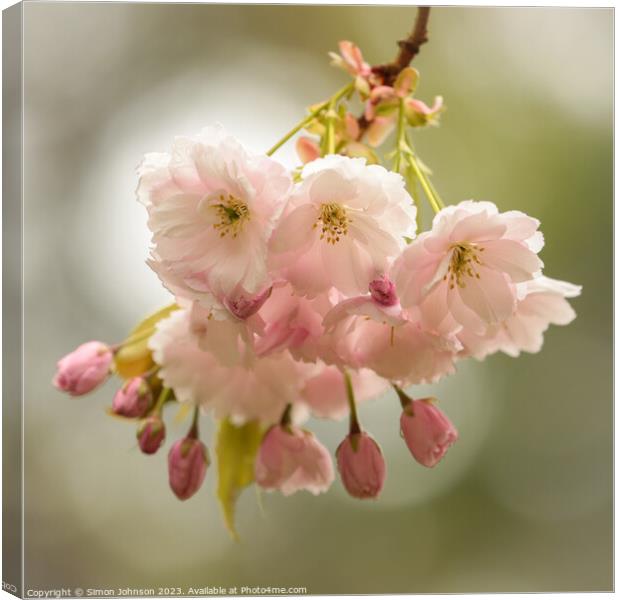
211,194,250,238
314,202,352,245
447,243,485,289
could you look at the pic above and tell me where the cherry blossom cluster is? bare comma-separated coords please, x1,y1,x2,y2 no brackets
53,38,580,523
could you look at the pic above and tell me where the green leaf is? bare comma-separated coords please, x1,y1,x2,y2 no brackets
216,419,264,541
113,303,178,379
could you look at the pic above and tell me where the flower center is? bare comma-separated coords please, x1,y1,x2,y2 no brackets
314,202,352,244
445,243,485,289
211,194,250,238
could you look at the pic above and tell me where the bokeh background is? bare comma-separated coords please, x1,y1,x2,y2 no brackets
20,3,612,594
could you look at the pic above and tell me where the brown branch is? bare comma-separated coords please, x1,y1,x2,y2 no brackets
373,6,431,85
356,7,431,140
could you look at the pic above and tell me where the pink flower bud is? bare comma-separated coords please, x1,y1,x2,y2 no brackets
338,40,371,77
136,415,166,455
365,116,396,148
369,276,399,307
296,137,321,164
53,341,113,396
224,287,272,320
400,399,458,468
404,96,444,127
168,437,209,500
112,377,153,418
336,432,386,499
255,425,334,496
344,113,361,140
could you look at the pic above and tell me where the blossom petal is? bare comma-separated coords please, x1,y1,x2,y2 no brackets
457,266,516,324
269,204,317,254
481,239,543,282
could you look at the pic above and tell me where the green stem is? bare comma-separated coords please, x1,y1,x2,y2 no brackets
323,99,337,156
426,176,445,210
343,370,361,435
404,134,445,212
266,108,323,158
392,383,412,411
406,153,441,214
188,405,200,439
394,98,407,173
280,403,293,427
266,83,353,157
151,386,171,416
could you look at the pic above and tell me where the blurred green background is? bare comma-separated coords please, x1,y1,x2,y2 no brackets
21,3,612,594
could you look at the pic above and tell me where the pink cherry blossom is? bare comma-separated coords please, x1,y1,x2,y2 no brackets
500,275,581,355
252,283,332,363
185,298,264,367
168,437,209,500
329,41,371,78
255,425,334,496
323,287,459,385
269,155,417,297
459,275,581,359
53,341,113,396
300,365,388,420
296,137,321,165
400,397,458,468
329,317,459,385
394,200,544,336
169,281,273,367
137,125,292,304
149,308,309,425
336,432,386,499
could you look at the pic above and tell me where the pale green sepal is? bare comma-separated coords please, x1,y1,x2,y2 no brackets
215,418,264,541
113,303,178,379
394,67,419,97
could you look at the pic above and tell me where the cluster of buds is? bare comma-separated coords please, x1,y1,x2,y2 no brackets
296,41,444,164
53,337,458,504
53,344,208,500
53,25,580,535
252,385,458,499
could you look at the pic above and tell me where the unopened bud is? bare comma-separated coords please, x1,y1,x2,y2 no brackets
336,432,386,499
112,377,152,418
168,437,209,500
53,341,112,396
137,415,166,455
400,398,458,468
